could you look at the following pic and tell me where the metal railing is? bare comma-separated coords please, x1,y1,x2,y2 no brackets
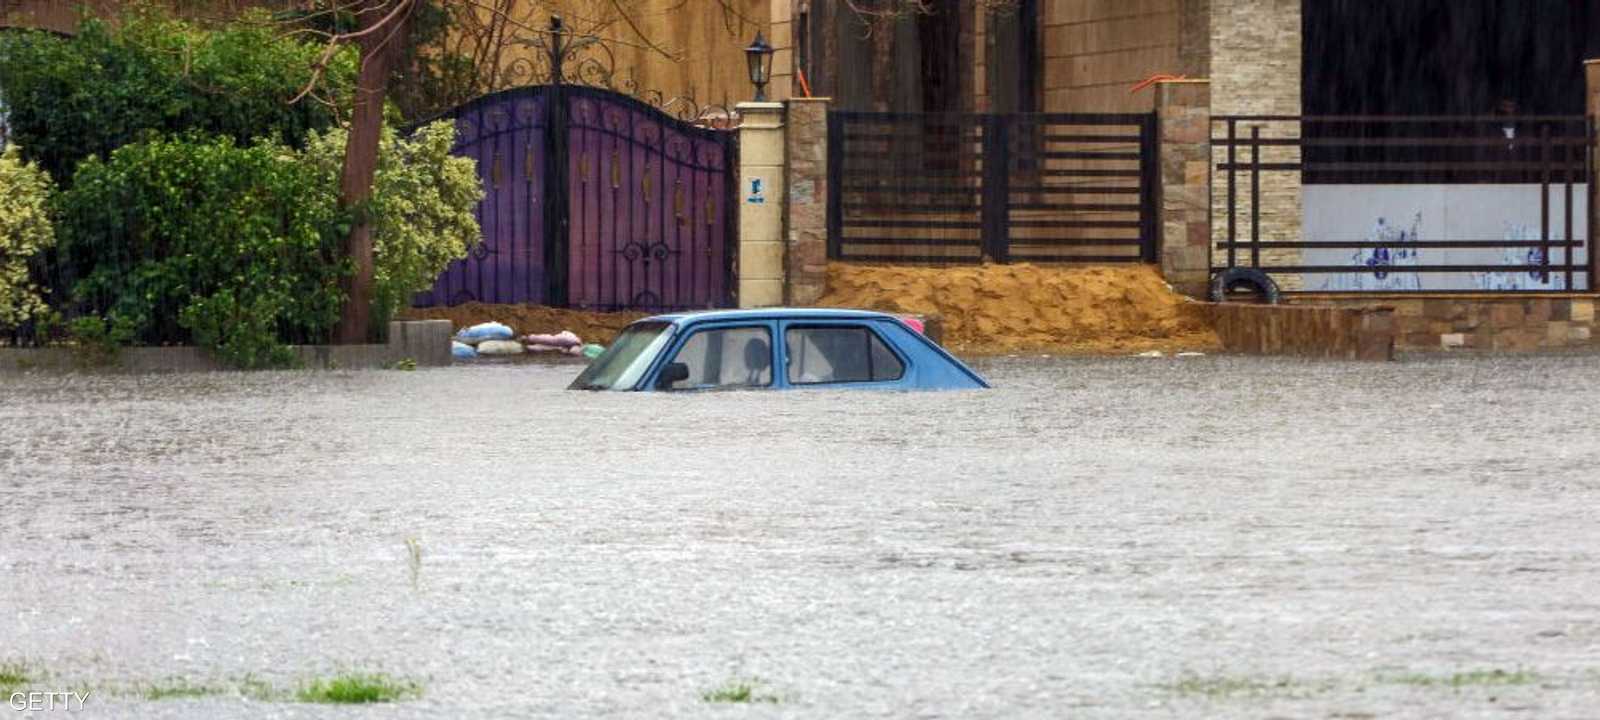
828,111,1158,265
1214,115,1592,292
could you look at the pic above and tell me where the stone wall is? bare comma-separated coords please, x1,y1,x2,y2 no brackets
0,321,454,373
1210,0,1302,287
784,97,828,304
1156,80,1212,298
1292,296,1600,352
1205,303,1395,361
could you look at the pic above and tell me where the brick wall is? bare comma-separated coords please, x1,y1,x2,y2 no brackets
1210,0,1303,287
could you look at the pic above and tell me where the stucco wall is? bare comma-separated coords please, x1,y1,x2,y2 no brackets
481,0,768,112
973,0,1190,113
0,0,768,113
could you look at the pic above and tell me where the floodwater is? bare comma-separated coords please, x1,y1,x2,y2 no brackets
3,354,1600,718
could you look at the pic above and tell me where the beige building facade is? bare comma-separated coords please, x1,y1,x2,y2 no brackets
1,0,770,113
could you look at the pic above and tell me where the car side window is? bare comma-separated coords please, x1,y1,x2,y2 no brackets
785,326,905,385
663,326,773,390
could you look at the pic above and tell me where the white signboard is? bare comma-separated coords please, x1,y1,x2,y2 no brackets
1302,184,1590,291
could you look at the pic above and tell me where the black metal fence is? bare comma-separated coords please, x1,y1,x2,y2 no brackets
827,112,1158,265
1214,115,1593,292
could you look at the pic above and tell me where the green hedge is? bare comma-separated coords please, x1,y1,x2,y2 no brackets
52,122,481,368
302,121,484,333
0,10,356,185
0,148,57,336
56,135,350,368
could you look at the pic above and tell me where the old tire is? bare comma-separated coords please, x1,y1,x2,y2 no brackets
1209,268,1281,304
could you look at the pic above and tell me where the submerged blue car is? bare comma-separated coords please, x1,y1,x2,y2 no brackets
569,309,988,391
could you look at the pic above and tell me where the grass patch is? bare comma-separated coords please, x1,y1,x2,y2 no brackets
1165,673,1323,699
296,674,420,704
145,679,224,700
237,674,278,702
1383,668,1539,689
701,677,780,704
0,661,33,691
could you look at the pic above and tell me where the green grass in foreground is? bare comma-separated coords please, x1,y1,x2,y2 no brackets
296,674,420,704
0,661,33,690
701,678,780,704
144,679,225,700
1384,668,1540,688
1166,673,1325,699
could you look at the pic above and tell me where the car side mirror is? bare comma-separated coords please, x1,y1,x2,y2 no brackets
657,362,690,389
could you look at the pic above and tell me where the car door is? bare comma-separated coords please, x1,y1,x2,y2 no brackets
778,321,909,390
651,322,777,391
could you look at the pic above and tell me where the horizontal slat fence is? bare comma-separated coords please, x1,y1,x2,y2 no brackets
827,112,1158,265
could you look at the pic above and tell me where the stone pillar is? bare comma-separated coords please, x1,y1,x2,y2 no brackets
1588,59,1600,290
1210,0,1302,288
784,97,829,305
1156,79,1213,298
736,101,786,308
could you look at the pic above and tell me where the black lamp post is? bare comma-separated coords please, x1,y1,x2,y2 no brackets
744,32,776,102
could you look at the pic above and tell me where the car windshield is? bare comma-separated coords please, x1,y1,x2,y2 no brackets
567,321,676,390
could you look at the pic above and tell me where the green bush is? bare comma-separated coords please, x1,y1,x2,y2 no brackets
0,10,355,185
303,121,483,331
0,148,56,336
51,122,480,367
55,135,350,368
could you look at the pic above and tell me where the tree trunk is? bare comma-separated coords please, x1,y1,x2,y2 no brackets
336,0,413,344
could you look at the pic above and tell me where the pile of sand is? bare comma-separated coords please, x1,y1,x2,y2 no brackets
401,264,1219,356
815,263,1220,355
400,303,647,345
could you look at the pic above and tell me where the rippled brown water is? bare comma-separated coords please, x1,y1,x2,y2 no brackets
3,355,1599,718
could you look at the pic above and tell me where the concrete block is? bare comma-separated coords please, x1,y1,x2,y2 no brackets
737,127,785,166
738,278,784,308
738,240,785,281
387,320,453,367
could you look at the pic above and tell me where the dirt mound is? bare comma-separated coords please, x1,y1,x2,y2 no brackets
815,263,1220,355
400,303,647,345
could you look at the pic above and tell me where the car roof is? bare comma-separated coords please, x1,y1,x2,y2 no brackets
639,308,904,325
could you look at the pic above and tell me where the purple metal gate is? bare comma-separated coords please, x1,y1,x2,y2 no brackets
412,85,738,311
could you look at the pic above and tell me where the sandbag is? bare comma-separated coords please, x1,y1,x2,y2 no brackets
476,339,526,355
523,330,582,348
455,321,515,345
451,341,479,359
527,343,585,356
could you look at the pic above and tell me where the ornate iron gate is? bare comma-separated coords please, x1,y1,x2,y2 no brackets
412,23,738,311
